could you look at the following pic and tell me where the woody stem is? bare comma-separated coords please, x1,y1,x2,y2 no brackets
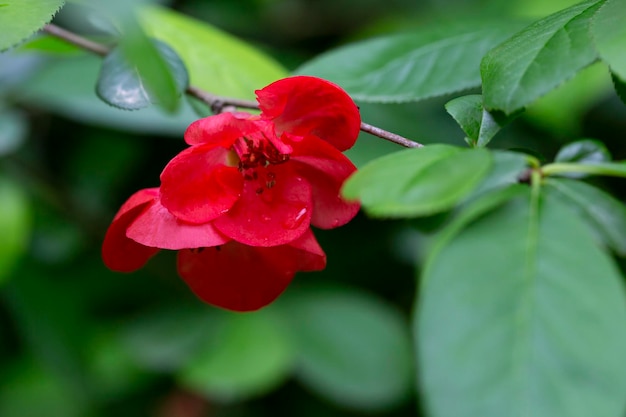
42,23,424,148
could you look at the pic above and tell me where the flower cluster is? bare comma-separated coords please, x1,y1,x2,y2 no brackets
102,76,361,311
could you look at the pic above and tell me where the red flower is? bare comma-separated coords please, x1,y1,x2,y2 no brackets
102,76,361,311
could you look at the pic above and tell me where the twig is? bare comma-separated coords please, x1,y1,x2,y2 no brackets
43,24,109,56
42,23,424,148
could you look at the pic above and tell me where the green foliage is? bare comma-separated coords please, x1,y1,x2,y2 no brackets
140,6,288,100
281,286,413,411
179,310,295,401
343,145,492,217
296,21,524,102
0,0,65,51
96,39,189,111
445,95,516,147
418,188,626,417
545,178,626,255
0,177,31,285
592,0,626,81
3,0,626,416
481,0,602,114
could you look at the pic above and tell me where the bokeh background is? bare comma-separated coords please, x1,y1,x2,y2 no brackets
1,0,625,416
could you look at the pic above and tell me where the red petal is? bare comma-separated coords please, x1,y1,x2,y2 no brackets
102,188,160,272
184,112,259,146
213,164,312,247
291,136,360,229
177,229,326,311
160,144,243,224
127,198,230,250
256,76,361,151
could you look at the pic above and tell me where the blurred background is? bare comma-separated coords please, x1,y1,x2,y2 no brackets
1,0,625,416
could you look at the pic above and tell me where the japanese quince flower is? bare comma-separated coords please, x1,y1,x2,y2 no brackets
102,76,361,311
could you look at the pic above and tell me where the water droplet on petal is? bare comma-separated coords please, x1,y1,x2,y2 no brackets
282,207,308,230
261,214,272,223
331,218,341,228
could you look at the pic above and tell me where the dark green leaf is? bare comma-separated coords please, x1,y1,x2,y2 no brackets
481,0,602,114
553,139,611,178
445,95,516,147
0,177,31,285
418,188,626,417
179,310,294,401
296,21,525,103
17,55,197,135
555,139,611,164
96,39,188,111
545,178,626,256
592,0,626,81
0,0,65,51
342,145,492,217
140,5,288,100
612,72,626,104
282,285,413,410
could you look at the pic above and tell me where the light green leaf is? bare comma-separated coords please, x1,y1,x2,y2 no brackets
140,5,288,100
296,21,525,103
592,0,626,81
445,95,516,147
96,39,188,111
0,177,31,285
481,0,602,114
342,145,492,218
418,188,626,417
545,178,626,256
0,0,65,51
179,310,294,401
282,285,413,411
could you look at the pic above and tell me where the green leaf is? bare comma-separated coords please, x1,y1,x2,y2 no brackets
17,55,197,135
553,139,611,177
418,188,626,417
342,145,492,218
612,72,626,104
0,109,27,156
481,0,602,114
179,310,294,401
0,0,65,51
592,0,626,81
296,21,525,103
117,18,187,113
282,285,413,410
545,178,626,256
445,95,516,147
523,63,612,137
466,150,529,198
96,39,188,111
140,5,288,100
17,34,83,55
0,177,31,285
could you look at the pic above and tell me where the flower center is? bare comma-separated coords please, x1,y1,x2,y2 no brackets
234,135,290,194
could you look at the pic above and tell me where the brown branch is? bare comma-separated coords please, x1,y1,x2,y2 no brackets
42,23,423,148
43,24,110,56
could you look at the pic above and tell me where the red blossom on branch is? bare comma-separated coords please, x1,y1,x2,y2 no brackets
102,76,361,311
